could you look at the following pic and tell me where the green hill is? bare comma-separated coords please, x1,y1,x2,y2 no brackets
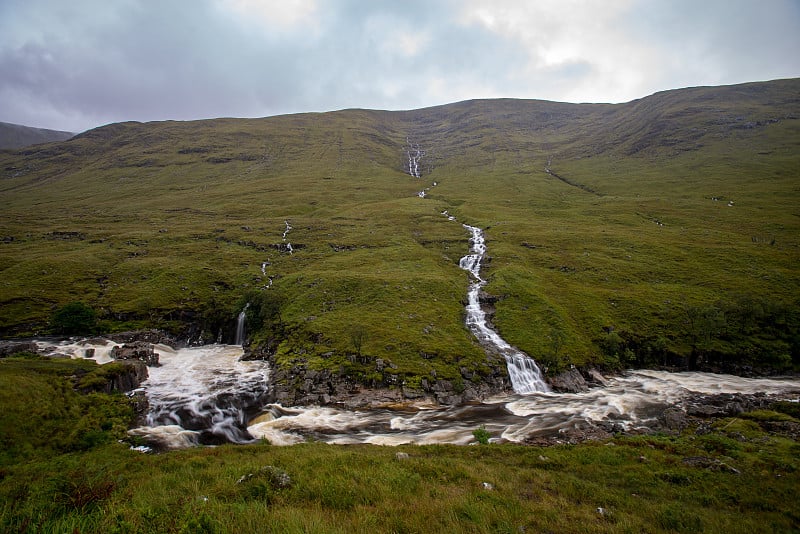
1,79,798,388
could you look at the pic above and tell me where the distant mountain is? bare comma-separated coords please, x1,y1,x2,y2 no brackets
0,121,74,149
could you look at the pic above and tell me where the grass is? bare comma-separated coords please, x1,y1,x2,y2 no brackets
1,79,799,387
1,349,799,533
2,430,798,532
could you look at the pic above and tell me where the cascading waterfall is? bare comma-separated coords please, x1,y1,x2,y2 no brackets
459,224,550,393
129,344,271,449
283,220,294,254
406,139,546,393
405,137,424,178
235,304,249,346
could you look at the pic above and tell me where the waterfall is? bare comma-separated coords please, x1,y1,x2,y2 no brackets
459,224,550,393
405,137,424,178
128,344,271,448
235,304,249,346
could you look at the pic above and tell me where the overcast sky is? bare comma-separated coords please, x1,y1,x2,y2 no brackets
1,0,798,133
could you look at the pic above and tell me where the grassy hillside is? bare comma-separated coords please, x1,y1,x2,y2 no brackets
0,121,74,149
1,355,799,532
1,79,799,383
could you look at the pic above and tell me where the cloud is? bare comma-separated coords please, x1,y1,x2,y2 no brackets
0,0,797,132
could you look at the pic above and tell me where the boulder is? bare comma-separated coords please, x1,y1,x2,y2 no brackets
110,341,160,366
0,341,39,357
583,367,609,386
661,407,689,431
548,367,588,393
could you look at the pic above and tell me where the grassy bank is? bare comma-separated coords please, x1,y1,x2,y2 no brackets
3,422,799,533
1,355,799,533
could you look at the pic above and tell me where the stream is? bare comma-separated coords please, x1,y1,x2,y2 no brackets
37,338,800,449
25,140,800,449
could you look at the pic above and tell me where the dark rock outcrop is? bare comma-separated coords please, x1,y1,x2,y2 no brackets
548,366,589,393
108,329,178,347
248,344,511,408
108,360,149,392
110,342,160,366
0,340,39,357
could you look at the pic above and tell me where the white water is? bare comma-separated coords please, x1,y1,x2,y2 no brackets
283,220,293,254
406,137,424,178
248,370,799,446
33,338,799,448
129,344,270,448
235,304,249,346
35,338,121,364
459,224,550,393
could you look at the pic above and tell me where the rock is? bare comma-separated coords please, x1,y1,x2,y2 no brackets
0,341,39,357
128,388,150,424
583,368,609,386
107,329,177,347
682,456,740,474
110,342,160,366
548,367,588,393
236,466,292,489
80,360,148,395
661,407,689,431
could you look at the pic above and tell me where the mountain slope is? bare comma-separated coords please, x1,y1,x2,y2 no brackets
0,121,74,149
1,79,798,391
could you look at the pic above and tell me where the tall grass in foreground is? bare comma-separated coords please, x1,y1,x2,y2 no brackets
1,435,798,533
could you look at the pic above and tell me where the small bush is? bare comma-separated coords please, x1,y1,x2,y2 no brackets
473,426,491,445
51,302,97,335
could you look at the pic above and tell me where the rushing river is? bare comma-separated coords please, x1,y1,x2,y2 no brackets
36,339,800,449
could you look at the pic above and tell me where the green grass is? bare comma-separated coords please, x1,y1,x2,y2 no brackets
1,355,799,532
2,432,799,533
1,79,799,386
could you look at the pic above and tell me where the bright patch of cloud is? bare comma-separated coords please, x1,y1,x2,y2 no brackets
216,0,319,33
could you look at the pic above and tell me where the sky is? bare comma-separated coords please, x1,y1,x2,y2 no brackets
1,0,798,133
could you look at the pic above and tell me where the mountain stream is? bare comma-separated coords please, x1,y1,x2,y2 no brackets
38,338,800,448
29,140,800,449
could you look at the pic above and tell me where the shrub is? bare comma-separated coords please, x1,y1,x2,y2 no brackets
473,426,491,445
51,302,97,335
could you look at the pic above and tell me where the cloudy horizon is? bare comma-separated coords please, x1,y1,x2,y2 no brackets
1,0,798,134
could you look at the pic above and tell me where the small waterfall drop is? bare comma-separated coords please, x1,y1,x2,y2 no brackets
235,304,249,346
405,137,424,178
129,344,270,448
459,224,550,393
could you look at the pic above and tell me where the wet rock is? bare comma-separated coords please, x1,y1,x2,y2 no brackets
661,407,689,431
80,360,148,394
110,342,160,366
0,341,39,357
128,389,150,424
583,368,609,386
548,367,588,392
107,330,178,347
